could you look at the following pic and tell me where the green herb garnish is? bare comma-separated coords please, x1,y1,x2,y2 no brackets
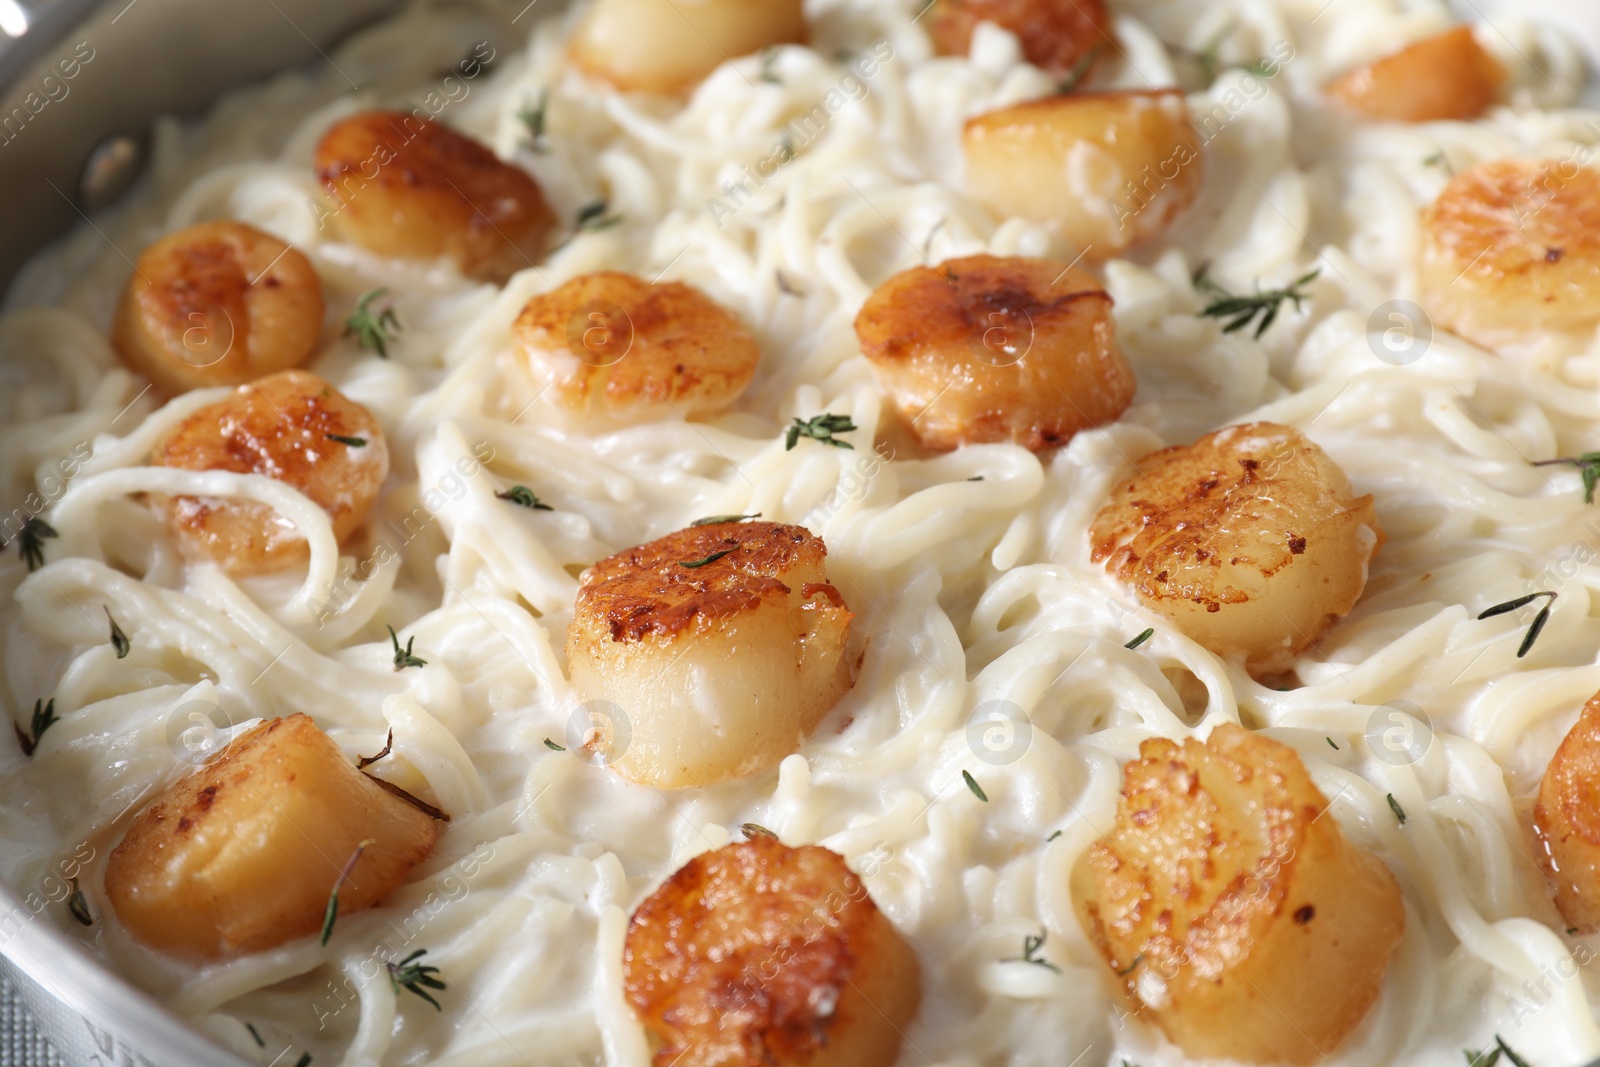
520,89,550,152
1124,628,1154,650
691,513,761,526
1003,929,1061,973
245,1023,265,1048
741,822,778,839
105,607,130,659
1478,591,1557,658
496,486,553,511
543,737,565,752
388,949,447,1010
963,769,988,802
66,877,92,926
786,413,857,451
387,626,428,671
326,433,367,448
344,289,402,357
1195,267,1321,339
1533,452,1600,504
1115,952,1144,977
16,517,57,572
1326,737,1339,750
679,549,734,569
320,838,376,945
14,698,57,757
1386,793,1407,825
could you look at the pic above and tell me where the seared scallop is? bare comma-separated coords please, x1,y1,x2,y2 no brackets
624,837,921,1066
513,271,760,425
1419,158,1600,349
1073,724,1404,1064
152,369,387,575
569,0,807,94
930,0,1110,80
964,90,1202,259
1535,689,1600,932
1089,423,1382,677
1325,27,1504,123
111,220,324,397
565,521,853,788
105,714,441,961
854,254,1134,451
315,110,556,283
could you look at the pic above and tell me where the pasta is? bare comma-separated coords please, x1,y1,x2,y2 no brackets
2,0,1600,1064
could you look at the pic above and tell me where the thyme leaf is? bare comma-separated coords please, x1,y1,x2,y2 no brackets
543,737,565,751
741,822,778,839
679,549,734,569
326,433,367,448
1477,591,1557,658
388,948,447,1010
321,838,376,945
1386,793,1407,825
17,517,57,572
1124,627,1154,650
344,289,402,357
496,486,552,511
105,607,130,659
786,413,857,451
691,513,761,526
14,698,57,757
962,769,988,802
387,625,428,671
1532,452,1600,504
1326,737,1339,750
66,877,92,926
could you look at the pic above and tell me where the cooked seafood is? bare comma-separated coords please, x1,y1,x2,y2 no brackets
569,0,806,94
1325,27,1504,122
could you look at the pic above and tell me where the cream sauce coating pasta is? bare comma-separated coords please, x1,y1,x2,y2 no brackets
2,1,1600,1065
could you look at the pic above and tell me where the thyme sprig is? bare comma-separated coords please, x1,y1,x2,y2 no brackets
344,289,402,358
1478,591,1557,659
14,698,57,756
16,517,57,572
320,838,376,945
1194,266,1321,339
387,626,428,671
1533,452,1600,504
692,513,761,527
496,486,553,511
520,89,550,152
105,607,130,659
1002,929,1061,973
388,948,447,1010
786,413,857,451
357,728,393,770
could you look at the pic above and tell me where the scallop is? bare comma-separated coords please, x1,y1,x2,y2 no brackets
513,271,760,425
624,836,922,1066
105,714,441,961
1073,724,1405,1063
152,369,388,575
569,0,806,94
853,254,1134,451
565,521,854,788
930,0,1110,80
1535,689,1600,933
1419,158,1600,349
111,220,324,397
315,110,556,283
1089,422,1382,677
1325,26,1504,123
963,90,1203,259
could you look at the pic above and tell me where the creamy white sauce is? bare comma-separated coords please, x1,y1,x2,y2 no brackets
1,1,1599,1065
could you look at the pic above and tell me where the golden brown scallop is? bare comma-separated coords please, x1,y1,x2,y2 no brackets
1535,690,1600,932
513,271,760,425
1325,26,1504,123
964,90,1202,259
1089,422,1382,676
315,110,555,283
624,837,922,1067
930,0,1111,80
854,254,1134,451
111,220,324,397
152,369,387,575
105,714,441,961
566,521,853,788
569,0,807,94
1419,158,1600,349
1073,724,1404,1064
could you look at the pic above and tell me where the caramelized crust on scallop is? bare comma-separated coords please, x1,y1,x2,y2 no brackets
1419,158,1600,349
854,254,1134,451
112,220,324,397
567,522,854,788
1325,27,1504,123
964,90,1202,259
153,369,387,575
315,110,555,283
931,0,1110,79
625,837,921,1067
1535,690,1600,932
570,0,806,94
1073,724,1404,1064
105,714,440,961
1089,423,1382,676
514,271,760,424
